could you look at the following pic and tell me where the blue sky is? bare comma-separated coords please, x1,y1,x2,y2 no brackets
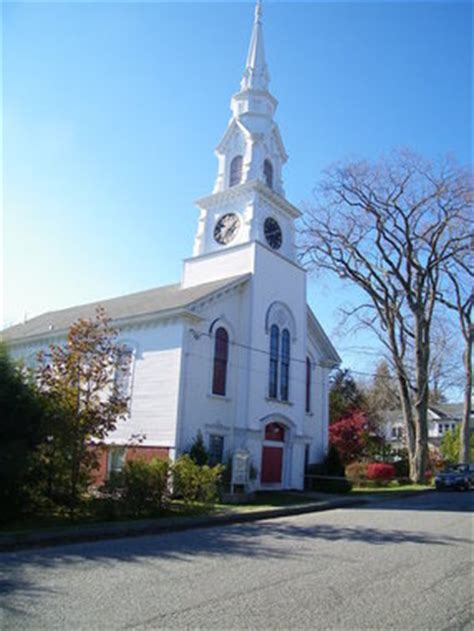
3,0,472,381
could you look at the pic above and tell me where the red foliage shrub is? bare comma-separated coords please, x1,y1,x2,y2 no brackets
329,410,383,465
367,463,396,481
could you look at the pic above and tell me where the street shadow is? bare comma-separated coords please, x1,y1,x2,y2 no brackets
354,490,474,514
1,514,471,618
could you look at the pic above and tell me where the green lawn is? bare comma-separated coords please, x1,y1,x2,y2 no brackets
351,483,433,493
0,487,433,537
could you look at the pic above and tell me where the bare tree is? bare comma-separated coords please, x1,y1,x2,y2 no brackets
428,319,464,404
300,150,472,482
363,359,400,413
437,251,473,463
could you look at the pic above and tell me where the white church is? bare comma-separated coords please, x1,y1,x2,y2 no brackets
3,2,340,490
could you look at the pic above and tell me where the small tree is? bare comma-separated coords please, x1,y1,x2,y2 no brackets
329,409,384,465
36,308,130,512
188,430,209,466
440,426,474,465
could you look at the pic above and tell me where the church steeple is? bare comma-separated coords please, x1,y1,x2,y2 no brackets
211,1,287,197
240,1,270,92
185,0,299,278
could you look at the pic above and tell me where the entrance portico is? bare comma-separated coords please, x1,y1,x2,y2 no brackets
260,416,295,488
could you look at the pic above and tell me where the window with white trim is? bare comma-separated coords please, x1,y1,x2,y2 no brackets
305,357,312,413
208,434,224,465
114,347,133,397
268,325,291,402
212,327,229,396
108,447,126,476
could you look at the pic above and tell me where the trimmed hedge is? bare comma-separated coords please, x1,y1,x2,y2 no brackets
366,463,396,486
305,475,353,494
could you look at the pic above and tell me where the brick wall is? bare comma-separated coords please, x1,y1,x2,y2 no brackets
90,445,170,486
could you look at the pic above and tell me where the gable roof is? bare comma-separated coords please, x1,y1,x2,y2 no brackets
379,404,473,425
2,275,250,345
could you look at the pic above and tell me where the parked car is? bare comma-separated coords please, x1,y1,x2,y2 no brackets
435,464,474,491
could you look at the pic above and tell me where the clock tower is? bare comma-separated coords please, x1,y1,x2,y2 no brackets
182,1,301,288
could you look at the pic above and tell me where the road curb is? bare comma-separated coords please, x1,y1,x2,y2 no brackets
0,496,367,553
0,490,433,553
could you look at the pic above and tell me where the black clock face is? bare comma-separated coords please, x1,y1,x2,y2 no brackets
264,217,282,250
214,213,241,245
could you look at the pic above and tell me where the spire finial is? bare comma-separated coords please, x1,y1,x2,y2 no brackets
240,0,269,91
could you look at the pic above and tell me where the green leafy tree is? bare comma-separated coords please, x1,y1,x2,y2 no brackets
440,426,474,465
36,308,130,512
329,368,365,423
0,344,47,521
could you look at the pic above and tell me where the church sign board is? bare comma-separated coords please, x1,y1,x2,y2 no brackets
231,450,250,486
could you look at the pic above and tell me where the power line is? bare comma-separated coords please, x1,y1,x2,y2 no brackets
189,327,399,382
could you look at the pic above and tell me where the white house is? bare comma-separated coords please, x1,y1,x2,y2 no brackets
2,2,340,490
382,403,473,450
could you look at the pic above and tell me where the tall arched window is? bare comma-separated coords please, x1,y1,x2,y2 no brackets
306,357,312,413
229,155,243,187
263,159,273,189
280,329,290,401
212,327,229,395
269,324,279,398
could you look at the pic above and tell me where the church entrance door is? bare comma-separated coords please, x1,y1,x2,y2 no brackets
261,446,283,483
261,422,285,484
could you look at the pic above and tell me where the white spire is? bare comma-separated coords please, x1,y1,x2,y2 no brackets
240,0,270,92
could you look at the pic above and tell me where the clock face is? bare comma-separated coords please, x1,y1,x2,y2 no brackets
214,213,241,245
264,217,282,250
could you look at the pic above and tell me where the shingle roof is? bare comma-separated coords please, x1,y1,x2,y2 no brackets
2,275,249,344
430,403,466,419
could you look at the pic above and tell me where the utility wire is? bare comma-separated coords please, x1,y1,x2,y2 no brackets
189,327,400,382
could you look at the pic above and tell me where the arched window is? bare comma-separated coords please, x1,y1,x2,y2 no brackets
269,324,279,398
263,159,273,189
212,327,229,395
280,329,290,401
306,357,312,413
265,422,285,442
229,155,243,187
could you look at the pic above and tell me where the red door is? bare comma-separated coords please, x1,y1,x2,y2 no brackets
261,446,283,483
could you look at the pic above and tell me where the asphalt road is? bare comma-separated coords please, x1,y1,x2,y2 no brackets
1,492,473,630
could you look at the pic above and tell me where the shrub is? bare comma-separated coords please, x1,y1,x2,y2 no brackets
306,476,353,494
393,452,410,479
324,444,345,476
345,462,369,485
173,455,224,505
366,463,396,486
104,458,170,517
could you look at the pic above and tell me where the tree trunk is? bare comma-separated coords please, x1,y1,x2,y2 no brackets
397,373,415,454
460,335,472,463
412,315,430,483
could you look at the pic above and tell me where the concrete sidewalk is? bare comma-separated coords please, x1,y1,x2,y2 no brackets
0,490,432,553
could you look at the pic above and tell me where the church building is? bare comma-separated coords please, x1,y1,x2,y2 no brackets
3,2,340,490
